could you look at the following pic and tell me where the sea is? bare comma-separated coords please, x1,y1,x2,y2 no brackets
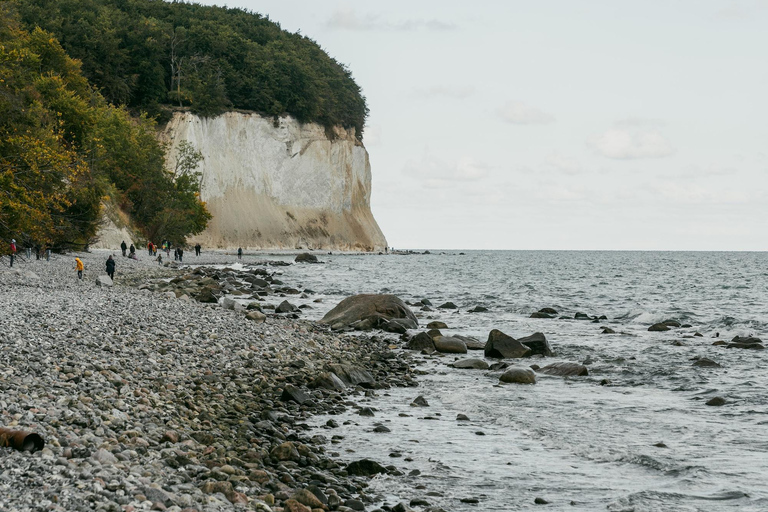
267,250,768,512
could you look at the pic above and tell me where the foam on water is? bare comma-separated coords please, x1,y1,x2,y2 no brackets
276,251,768,511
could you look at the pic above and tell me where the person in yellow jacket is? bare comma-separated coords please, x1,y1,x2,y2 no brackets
75,257,84,280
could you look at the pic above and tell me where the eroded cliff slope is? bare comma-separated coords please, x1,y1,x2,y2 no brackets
163,112,387,251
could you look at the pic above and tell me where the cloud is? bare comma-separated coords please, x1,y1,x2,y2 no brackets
587,127,675,160
326,8,456,31
413,85,475,99
545,154,583,175
403,154,491,188
497,101,555,125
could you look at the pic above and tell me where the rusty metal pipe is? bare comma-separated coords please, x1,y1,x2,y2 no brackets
0,427,45,452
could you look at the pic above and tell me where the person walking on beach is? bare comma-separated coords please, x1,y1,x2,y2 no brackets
105,255,115,280
177,246,184,262
120,240,127,257
9,239,16,267
156,253,163,265
237,247,243,260
75,257,84,280
147,241,153,256
195,243,201,256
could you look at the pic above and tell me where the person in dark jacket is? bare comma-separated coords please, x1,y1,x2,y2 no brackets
177,247,184,262
106,255,116,280
195,243,201,256
120,240,127,257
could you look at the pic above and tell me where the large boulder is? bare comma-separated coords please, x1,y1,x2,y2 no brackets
727,336,765,349
382,317,418,334
346,459,387,476
537,362,588,377
451,358,489,370
95,275,113,287
499,368,536,384
320,294,417,331
328,364,375,388
517,332,553,357
484,329,531,359
433,336,467,354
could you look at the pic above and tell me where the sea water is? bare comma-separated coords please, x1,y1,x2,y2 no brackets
276,251,768,511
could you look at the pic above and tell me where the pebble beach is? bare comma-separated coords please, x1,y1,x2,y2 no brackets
0,249,419,512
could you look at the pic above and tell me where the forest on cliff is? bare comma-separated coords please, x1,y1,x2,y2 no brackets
12,0,369,135
0,7,210,251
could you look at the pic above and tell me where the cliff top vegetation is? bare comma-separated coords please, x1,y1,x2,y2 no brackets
13,0,369,137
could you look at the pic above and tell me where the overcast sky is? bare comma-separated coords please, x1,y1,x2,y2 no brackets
196,0,768,250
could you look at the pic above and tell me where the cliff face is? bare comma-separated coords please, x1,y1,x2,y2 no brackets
162,111,387,251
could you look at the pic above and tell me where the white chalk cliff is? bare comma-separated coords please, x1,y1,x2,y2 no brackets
162,111,387,251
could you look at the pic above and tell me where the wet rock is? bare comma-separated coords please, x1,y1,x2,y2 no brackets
727,336,765,349
484,329,531,359
290,489,325,509
648,323,671,332
328,363,375,388
453,334,485,350
271,442,300,461
383,317,419,333
451,358,489,370
406,332,435,351
517,332,552,357
309,371,347,392
457,414,470,421
373,425,391,433
346,459,388,476
294,253,319,263
706,397,726,406
530,311,554,319
433,336,468,354
537,362,589,377
601,327,616,334
276,300,298,313
539,307,558,315
692,358,721,368
468,306,488,313
427,321,448,329
499,368,536,384
320,294,417,330
534,497,550,504
437,302,458,309
411,396,429,407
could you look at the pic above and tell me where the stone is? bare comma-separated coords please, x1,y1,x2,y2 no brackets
539,307,558,315
451,358,489,370
95,275,113,287
328,363,375,387
406,332,435,351
484,329,531,358
276,300,298,313
453,334,485,350
346,459,387,476
290,489,325,509
246,310,267,322
309,372,346,392
706,397,726,406
281,384,310,404
499,368,536,384
91,448,118,465
648,323,671,332
727,336,765,349
294,253,319,263
320,294,417,330
270,442,300,461
692,358,721,368
517,332,552,357
437,302,458,309
468,305,488,313
537,362,589,377
382,317,418,333
433,336,467,354
426,321,448,329
411,396,429,407
529,312,554,319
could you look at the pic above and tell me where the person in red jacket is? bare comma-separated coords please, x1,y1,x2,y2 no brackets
9,239,16,267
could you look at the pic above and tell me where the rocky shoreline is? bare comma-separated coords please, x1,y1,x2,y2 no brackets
0,250,423,512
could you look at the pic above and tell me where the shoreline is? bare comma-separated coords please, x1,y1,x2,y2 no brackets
0,249,421,512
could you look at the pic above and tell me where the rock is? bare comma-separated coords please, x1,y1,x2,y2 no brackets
534,497,550,505
499,368,536,384
692,358,721,368
345,499,366,511
276,300,298,313
468,306,488,313
517,332,552,357
706,397,726,406
648,323,671,332
727,336,765,349
406,332,435,351
328,363,376,387
427,321,448,329
346,459,388,476
91,448,118,465
574,312,591,320
320,294,417,330
457,414,470,421
283,499,312,512
437,302,458,309
484,329,531,359
294,253,319,263
281,384,310,404
662,319,681,327
271,442,300,461
309,371,346,392
382,317,418,333
411,396,429,407
451,358,489,370
529,311,554,319
221,297,243,311
246,310,267,322
290,489,325,509
601,327,616,334
373,425,391,433
537,362,589,377
95,275,113,287
453,334,485,350
358,407,375,416
433,336,468,354
539,307,558,315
